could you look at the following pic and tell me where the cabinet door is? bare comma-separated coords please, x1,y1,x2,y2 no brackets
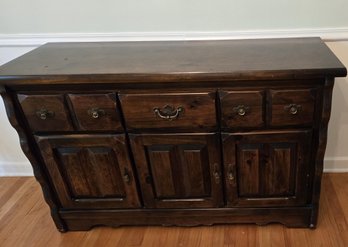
223,130,312,207
35,135,140,209
130,133,223,208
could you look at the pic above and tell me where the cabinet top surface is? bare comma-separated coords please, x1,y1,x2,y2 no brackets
0,37,346,85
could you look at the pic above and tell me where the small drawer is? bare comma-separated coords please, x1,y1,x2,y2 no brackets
17,94,73,132
68,93,123,131
120,92,216,131
269,89,317,127
220,90,265,128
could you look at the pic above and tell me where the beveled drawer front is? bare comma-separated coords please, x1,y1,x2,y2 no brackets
120,92,216,131
270,89,317,126
68,93,122,131
17,94,73,132
220,90,264,128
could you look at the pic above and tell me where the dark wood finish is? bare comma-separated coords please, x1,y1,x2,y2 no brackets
120,92,216,131
269,88,317,127
220,90,264,129
0,92,66,232
60,207,312,230
222,130,312,207
0,38,346,84
68,93,122,131
17,94,73,132
310,78,335,228
35,134,140,209
129,133,223,208
0,38,346,231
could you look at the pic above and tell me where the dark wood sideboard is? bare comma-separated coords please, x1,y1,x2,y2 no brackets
0,38,346,231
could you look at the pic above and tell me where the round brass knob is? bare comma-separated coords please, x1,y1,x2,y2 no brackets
91,110,99,119
232,105,250,116
289,106,298,115
36,108,55,120
88,108,105,119
238,107,246,116
284,104,302,115
40,112,47,120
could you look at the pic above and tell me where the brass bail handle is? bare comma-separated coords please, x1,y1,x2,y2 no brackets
153,105,184,121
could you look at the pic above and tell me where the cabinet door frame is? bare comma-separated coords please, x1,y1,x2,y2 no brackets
222,130,312,207
35,134,140,209
130,133,224,208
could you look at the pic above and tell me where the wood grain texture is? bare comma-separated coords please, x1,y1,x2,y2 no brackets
1,173,348,247
310,78,335,227
67,93,123,131
222,130,312,207
129,133,223,208
0,38,346,85
35,134,140,209
220,90,265,129
0,92,66,232
120,92,216,132
17,94,74,132
0,38,345,231
269,88,317,127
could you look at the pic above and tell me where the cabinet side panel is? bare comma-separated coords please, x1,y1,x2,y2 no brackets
0,89,66,232
310,78,334,228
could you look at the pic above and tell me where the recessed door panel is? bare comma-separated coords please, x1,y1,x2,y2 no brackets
36,134,140,209
130,133,223,208
223,130,312,207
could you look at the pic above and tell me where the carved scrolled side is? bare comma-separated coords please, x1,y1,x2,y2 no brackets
310,77,335,228
0,88,67,232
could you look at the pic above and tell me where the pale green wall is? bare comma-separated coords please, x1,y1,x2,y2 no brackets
0,0,347,34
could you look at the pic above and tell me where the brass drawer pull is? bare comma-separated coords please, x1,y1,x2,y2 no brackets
88,108,105,119
153,105,184,121
232,105,250,116
36,108,55,120
284,104,302,115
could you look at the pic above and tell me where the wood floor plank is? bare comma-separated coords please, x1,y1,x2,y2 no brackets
0,174,348,247
0,177,21,200
329,173,348,222
200,226,224,247
116,227,146,246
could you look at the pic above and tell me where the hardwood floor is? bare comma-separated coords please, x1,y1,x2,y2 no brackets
0,173,347,247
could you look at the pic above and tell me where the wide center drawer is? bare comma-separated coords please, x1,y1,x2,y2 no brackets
120,92,217,131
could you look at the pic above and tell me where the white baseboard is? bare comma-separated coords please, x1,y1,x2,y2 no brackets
0,162,33,176
0,158,347,176
323,157,348,172
0,27,348,47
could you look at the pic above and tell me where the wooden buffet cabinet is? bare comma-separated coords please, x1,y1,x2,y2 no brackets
0,38,346,231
